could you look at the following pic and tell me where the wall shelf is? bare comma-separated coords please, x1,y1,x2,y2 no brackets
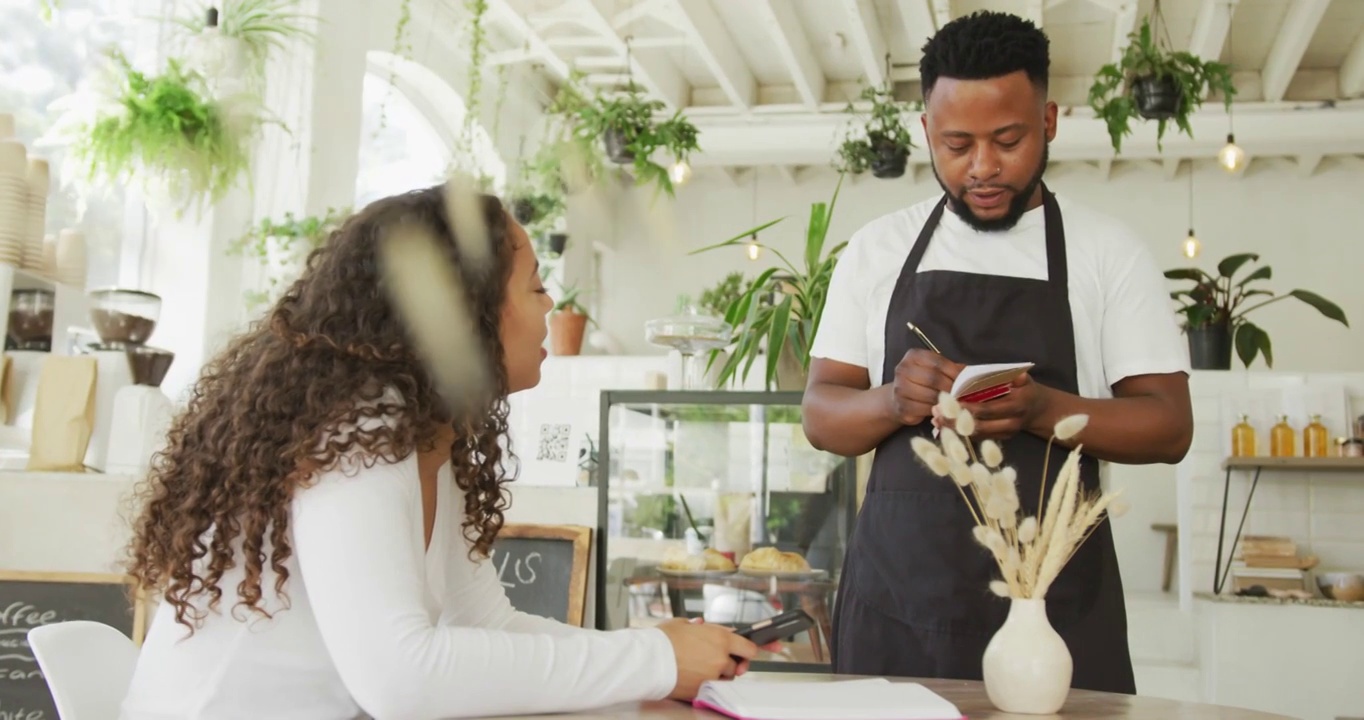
1222,456,1364,472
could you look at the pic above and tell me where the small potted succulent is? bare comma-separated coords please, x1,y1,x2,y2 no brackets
1088,14,1236,153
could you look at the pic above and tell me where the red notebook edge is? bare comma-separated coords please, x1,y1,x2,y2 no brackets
957,384,1011,404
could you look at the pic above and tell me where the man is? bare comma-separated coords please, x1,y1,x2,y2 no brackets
802,11,1193,694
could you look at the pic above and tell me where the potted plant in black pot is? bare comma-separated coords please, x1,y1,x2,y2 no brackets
1167,253,1349,369
1088,12,1236,153
573,82,700,198
835,84,918,179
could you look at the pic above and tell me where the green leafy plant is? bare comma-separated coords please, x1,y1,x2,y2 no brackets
689,175,846,390
697,272,746,318
65,51,259,214
571,82,700,199
229,206,350,306
1165,253,1349,368
836,84,919,178
1088,14,1235,153
173,0,316,90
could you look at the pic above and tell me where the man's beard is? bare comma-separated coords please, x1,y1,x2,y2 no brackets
932,143,1049,232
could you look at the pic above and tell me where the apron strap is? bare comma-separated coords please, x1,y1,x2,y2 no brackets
1041,184,1068,289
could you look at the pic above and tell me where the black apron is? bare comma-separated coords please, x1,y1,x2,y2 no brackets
830,187,1135,694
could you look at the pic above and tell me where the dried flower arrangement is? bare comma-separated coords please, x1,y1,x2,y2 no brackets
910,393,1129,599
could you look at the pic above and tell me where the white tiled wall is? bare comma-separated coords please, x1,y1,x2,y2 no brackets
1178,371,1364,605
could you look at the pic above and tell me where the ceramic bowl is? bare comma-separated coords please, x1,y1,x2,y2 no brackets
1315,572,1364,602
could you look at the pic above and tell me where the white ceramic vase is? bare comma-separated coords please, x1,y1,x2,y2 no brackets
981,598,1073,714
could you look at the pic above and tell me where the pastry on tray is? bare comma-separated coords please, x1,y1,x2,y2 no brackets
660,547,736,573
739,546,811,574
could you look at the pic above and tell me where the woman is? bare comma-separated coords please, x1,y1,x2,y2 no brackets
119,186,758,719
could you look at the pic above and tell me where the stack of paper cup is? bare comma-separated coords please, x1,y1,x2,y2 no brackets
0,141,28,268
42,233,57,278
0,114,14,139
54,228,86,287
25,158,48,272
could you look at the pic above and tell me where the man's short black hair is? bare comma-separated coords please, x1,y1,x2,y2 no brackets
919,11,1050,98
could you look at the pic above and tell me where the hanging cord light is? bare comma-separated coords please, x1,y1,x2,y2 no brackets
1183,163,1202,258
1218,2,1246,172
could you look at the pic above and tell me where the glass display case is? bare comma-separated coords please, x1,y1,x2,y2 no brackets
594,390,857,671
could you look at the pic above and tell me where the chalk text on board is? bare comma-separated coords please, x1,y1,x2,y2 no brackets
0,605,54,629
0,699,46,720
494,550,542,588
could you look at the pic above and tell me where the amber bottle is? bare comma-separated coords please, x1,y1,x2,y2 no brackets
1270,415,1295,457
1231,414,1257,457
1304,414,1329,458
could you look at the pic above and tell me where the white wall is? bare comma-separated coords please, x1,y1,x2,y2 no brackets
587,159,1363,373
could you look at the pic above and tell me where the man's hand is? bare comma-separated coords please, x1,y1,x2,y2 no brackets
890,349,964,426
951,372,1051,441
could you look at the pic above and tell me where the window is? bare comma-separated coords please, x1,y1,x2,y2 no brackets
0,0,138,289
355,54,507,208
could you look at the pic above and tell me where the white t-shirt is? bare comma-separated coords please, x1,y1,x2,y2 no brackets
810,193,1190,397
120,451,675,720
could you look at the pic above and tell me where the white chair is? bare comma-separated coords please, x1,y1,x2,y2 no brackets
28,621,139,720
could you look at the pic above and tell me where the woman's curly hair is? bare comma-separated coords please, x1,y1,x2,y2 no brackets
124,185,518,631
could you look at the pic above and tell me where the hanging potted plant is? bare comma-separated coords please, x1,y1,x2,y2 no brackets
171,0,316,93
48,50,262,216
1088,10,1235,153
573,82,700,198
689,175,845,391
229,206,350,307
1166,253,1349,369
836,84,918,179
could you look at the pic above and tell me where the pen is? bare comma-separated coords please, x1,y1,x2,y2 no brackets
906,321,941,354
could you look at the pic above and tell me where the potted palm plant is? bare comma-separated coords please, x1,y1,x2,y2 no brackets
690,175,846,390
1166,253,1349,369
836,84,918,179
1088,12,1235,153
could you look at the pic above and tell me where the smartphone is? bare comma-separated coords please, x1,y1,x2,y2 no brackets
734,609,815,646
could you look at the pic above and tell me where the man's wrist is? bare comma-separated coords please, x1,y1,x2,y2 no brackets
1027,383,1068,438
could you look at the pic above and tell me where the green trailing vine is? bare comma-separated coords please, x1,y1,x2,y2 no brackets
64,51,258,214
172,0,316,92
376,0,414,133
835,83,919,178
229,206,350,306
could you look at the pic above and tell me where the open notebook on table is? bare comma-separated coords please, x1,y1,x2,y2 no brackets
692,678,964,720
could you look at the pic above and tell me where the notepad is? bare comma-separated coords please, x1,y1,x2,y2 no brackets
952,362,1034,403
692,678,964,720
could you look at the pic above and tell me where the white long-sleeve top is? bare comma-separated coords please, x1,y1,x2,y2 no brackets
119,451,676,719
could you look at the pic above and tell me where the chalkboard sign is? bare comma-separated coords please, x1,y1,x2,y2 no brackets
490,524,591,627
0,571,146,720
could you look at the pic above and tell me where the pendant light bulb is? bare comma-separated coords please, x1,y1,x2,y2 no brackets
1218,134,1245,172
746,234,761,261
1182,229,1201,259
669,159,692,185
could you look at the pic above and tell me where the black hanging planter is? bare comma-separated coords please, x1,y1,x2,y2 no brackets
1187,321,1233,370
1132,75,1184,120
603,128,635,164
870,138,909,179
512,198,536,225
548,233,569,256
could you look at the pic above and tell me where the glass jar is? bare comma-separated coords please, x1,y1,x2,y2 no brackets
1343,439,1364,458
1304,414,1329,458
1231,414,1256,457
1270,415,1295,458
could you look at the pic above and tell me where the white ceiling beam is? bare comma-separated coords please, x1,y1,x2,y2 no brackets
1261,0,1331,103
777,165,804,185
574,55,626,69
1188,0,1237,62
1110,0,1140,63
613,0,674,31
684,104,1364,167
487,0,570,81
897,0,936,62
930,0,952,29
574,0,690,110
840,0,889,88
721,167,749,187
755,1,824,108
1341,30,1364,98
671,0,755,108
1296,153,1323,178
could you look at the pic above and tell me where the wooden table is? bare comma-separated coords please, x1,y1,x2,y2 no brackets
496,672,1294,719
